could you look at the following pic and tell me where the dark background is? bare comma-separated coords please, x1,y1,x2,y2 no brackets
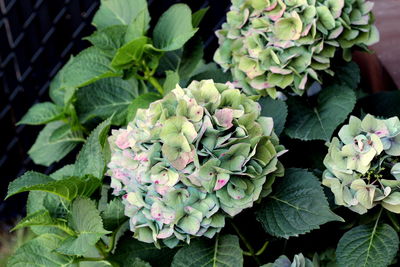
0,0,230,219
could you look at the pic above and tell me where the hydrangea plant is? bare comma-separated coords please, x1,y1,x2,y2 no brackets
214,0,379,97
323,114,400,214
107,79,285,247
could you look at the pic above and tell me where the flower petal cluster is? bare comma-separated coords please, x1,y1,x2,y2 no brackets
214,0,379,97
323,114,400,214
107,80,285,247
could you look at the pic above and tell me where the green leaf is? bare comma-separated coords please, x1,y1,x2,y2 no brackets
12,209,74,235
92,0,148,30
126,92,161,123
101,198,127,230
74,118,112,179
333,61,361,89
110,236,179,267
163,71,180,95
192,7,209,28
56,197,110,256
256,168,343,238
111,37,148,69
79,261,114,267
153,4,198,51
171,235,243,267
76,77,137,125
51,164,76,180
285,85,356,141
85,25,127,55
336,223,399,267
259,97,288,136
7,234,75,266
125,7,150,42
51,47,120,102
48,124,84,144
7,171,101,201
28,122,83,166
17,102,64,125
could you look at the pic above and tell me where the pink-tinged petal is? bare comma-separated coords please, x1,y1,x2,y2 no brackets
215,108,234,129
375,129,389,137
155,184,172,196
328,25,344,39
171,150,195,170
270,66,292,75
115,130,130,149
250,79,272,90
265,1,278,11
134,153,148,162
157,228,174,239
301,23,313,37
276,149,289,157
214,179,229,191
299,74,308,90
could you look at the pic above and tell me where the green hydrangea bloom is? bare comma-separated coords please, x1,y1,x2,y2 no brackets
323,114,400,214
107,80,285,247
214,0,379,97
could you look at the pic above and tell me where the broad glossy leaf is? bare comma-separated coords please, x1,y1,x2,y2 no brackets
153,4,198,51
171,235,243,267
28,121,83,166
56,197,110,256
126,92,161,123
76,77,137,125
53,47,120,94
92,0,148,30
7,234,75,266
111,37,148,69
101,198,127,230
7,171,101,201
74,118,112,179
85,25,127,55
259,97,288,136
285,85,356,141
12,209,74,235
110,236,179,267
336,223,399,267
17,102,63,125
256,168,343,238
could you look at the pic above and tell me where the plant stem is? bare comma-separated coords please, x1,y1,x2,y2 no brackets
148,76,164,95
231,221,261,265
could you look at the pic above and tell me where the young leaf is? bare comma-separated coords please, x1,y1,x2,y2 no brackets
171,235,243,267
76,77,137,125
126,92,161,123
28,122,83,166
111,37,148,69
85,25,127,55
191,7,209,28
56,197,111,256
336,223,399,267
17,102,64,125
153,4,198,51
7,234,75,266
110,236,179,267
163,71,180,94
101,198,127,230
125,7,150,42
6,171,101,201
285,85,356,141
74,118,112,179
93,0,148,30
12,209,74,235
256,168,343,238
259,97,288,136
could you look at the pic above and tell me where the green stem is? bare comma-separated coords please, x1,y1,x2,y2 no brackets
95,240,108,258
231,221,261,265
148,76,164,95
255,240,269,256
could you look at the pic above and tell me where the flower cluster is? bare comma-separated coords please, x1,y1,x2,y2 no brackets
107,79,285,247
214,0,379,97
323,114,400,214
